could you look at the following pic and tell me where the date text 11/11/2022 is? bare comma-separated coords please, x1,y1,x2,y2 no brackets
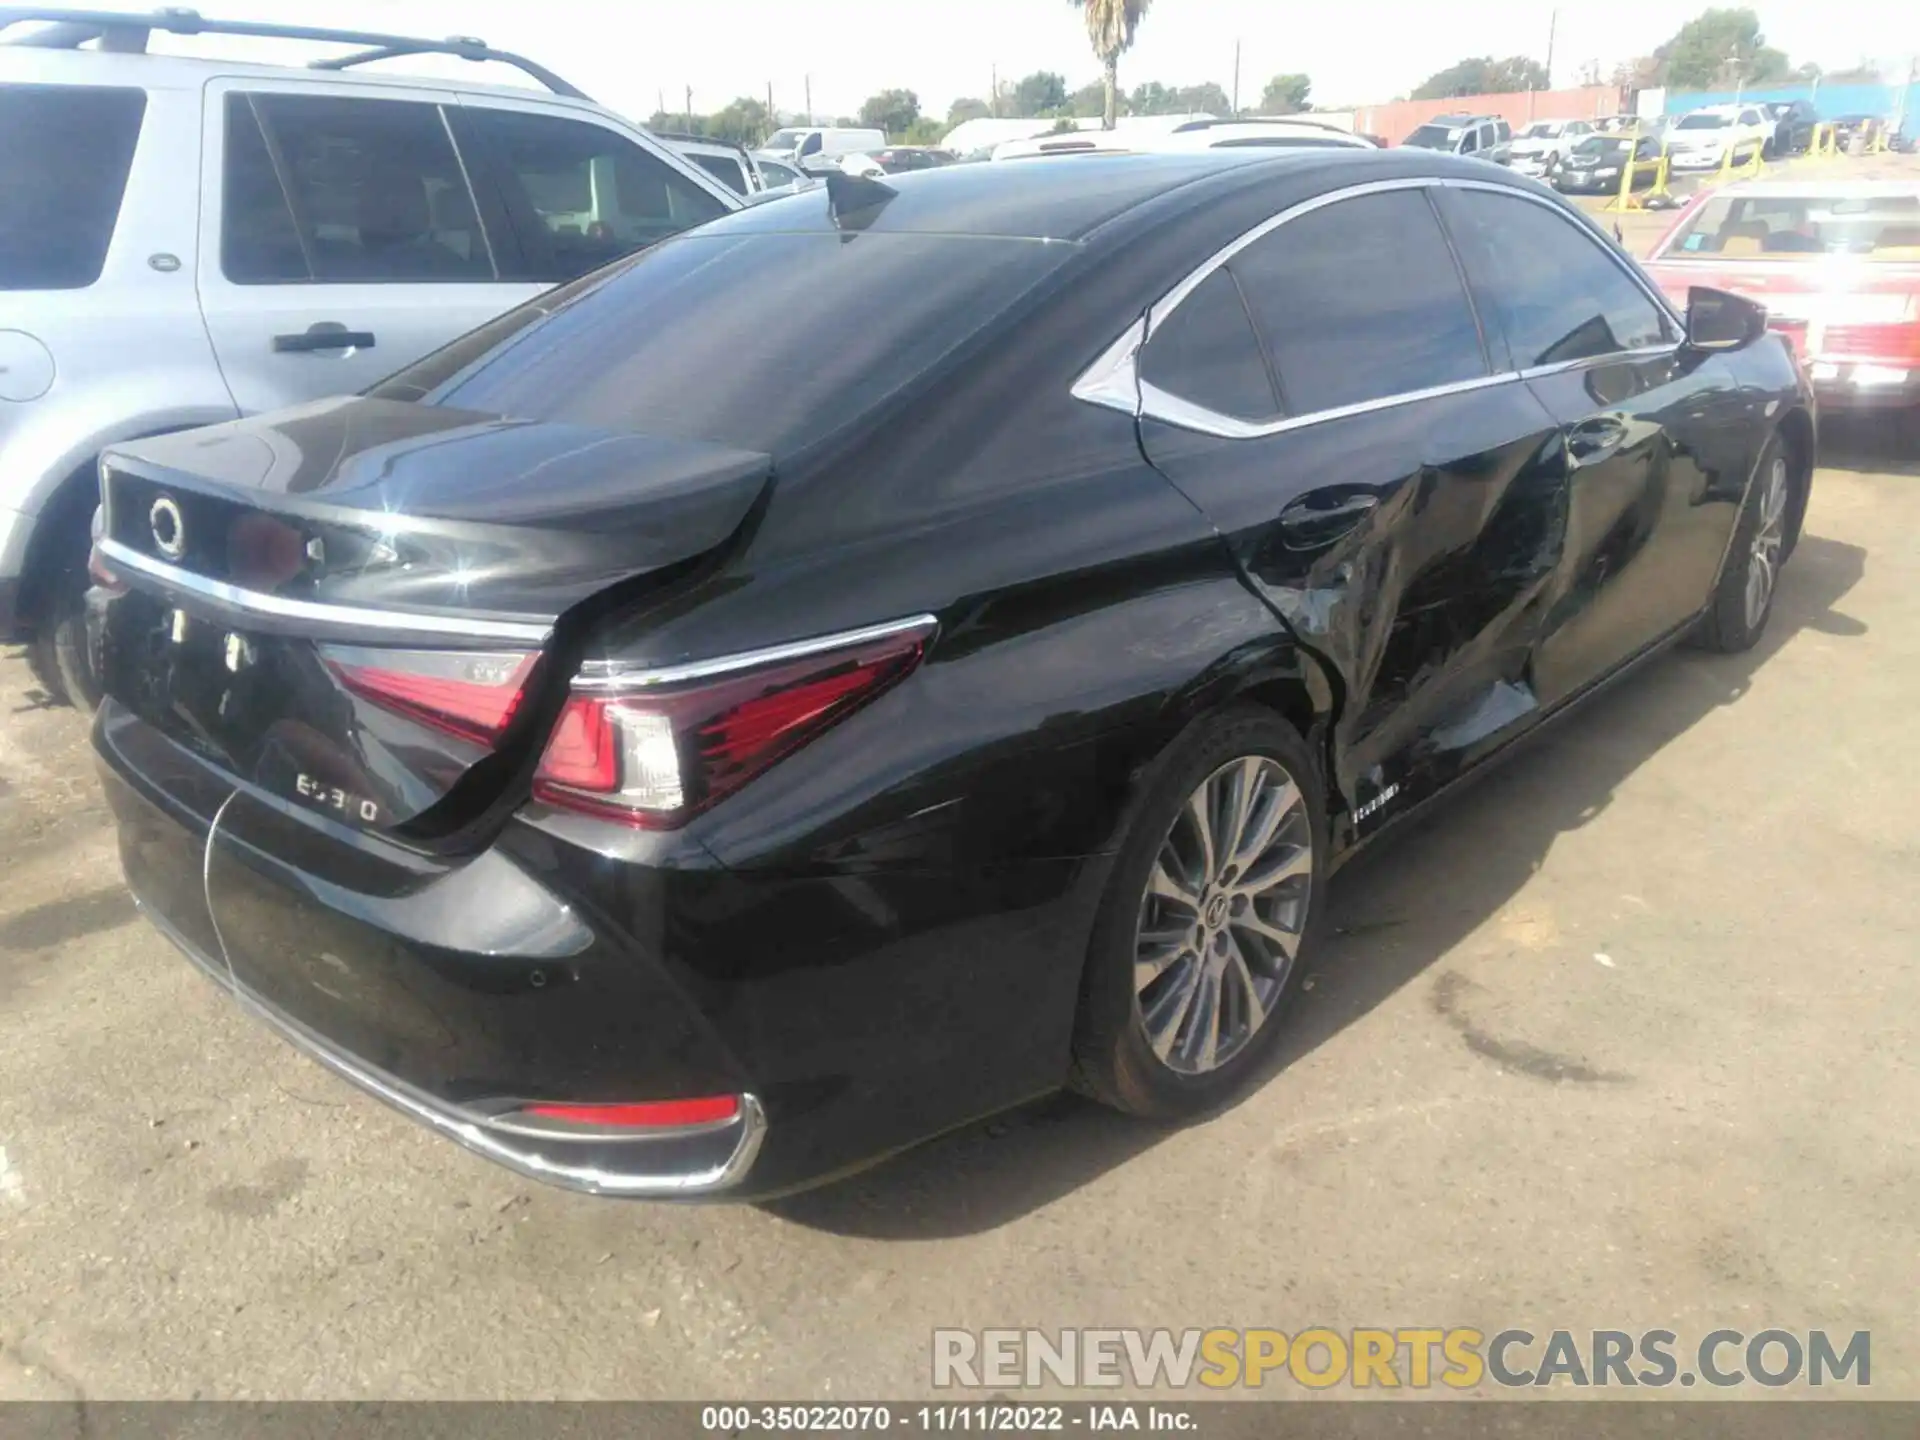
699,1406,1196,1432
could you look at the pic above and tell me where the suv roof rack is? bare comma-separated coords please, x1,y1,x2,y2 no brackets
1172,116,1348,134
650,130,750,153
0,6,591,98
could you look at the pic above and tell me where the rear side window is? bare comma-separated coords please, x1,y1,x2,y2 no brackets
1438,189,1673,368
1229,190,1488,415
0,85,145,291
687,152,751,195
222,93,492,284
465,109,728,282
1140,269,1278,422
381,231,1072,455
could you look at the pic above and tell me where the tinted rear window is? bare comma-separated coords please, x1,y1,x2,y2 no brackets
382,231,1074,453
0,84,146,290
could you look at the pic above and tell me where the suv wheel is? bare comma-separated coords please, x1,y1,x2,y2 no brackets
23,495,103,710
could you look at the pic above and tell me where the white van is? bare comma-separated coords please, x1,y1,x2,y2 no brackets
761,125,888,167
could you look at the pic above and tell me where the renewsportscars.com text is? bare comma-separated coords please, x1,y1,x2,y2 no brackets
931,1328,1871,1390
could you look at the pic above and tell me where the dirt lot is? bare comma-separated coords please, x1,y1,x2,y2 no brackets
3,165,1919,1400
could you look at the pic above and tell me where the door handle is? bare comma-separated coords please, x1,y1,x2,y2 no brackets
1277,488,1380,550
1566,416,1629,466
273,322,377,354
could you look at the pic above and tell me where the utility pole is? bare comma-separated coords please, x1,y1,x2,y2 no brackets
1232,40,1240,116
685,85,693,132
991,63,999,116
1543,6,1558,90
767,81,774,124
804,75,812,124
656,87,665,123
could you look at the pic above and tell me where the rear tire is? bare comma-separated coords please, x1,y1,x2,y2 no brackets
21,491,103,710
1690,435,1791,654
1070,707,1326,1121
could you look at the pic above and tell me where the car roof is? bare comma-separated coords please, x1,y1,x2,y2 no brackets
700,148,1508,245
0,41,594,108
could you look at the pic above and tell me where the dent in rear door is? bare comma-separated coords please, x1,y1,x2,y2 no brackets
195,79,545,416
1132,186,1570,831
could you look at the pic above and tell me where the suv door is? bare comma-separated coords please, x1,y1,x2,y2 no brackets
198,79,541,416
454,99,734,284
1435,186,1748,701
1134,185,1567,828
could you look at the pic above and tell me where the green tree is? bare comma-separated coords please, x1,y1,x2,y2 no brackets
1411,55,1548,100
1654,9,1789,90
1012,70,1070,115
1129,80,1175,114
1170,82,1230,114
903,116,947,145
859,88,922,138
1070,0,1153,129
1069,79,1111,117
1258,73,1312,114
704,97,770,145
947,96,992,125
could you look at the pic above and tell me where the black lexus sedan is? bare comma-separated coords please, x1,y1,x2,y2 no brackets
90,150,1814,1199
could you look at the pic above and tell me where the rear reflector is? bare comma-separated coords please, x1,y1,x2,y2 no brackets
324,646,538,747
533,617,935,828
519,1096,741,1129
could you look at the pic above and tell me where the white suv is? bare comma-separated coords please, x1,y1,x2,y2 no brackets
0,7,740,704
1665,104,1772,171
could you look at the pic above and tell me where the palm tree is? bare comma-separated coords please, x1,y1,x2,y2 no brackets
1071,0,1152,130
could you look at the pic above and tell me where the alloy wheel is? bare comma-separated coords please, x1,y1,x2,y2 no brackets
1745,454,1789,630
1133,756,1314,1076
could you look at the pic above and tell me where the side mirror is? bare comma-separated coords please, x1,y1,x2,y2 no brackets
1685,286,1767,352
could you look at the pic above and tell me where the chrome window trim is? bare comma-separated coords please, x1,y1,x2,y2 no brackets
575,612,940,692
95,537,554,645
1072,174,1688,441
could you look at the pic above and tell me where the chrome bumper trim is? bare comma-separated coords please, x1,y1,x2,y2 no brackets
135,897,766,1198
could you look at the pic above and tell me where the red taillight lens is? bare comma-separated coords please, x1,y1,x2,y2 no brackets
1820,322,1920,364
323,646,538,747
518,1096,741,1129
532,619,934,828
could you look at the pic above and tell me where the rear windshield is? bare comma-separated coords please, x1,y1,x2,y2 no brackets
1676,113,1731,130
1571,136,1634,161
0,84,146,290
376,230,1075,454
1663,193,1920,260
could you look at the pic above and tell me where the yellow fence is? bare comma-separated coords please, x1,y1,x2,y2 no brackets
1716,137,1767,181
1810,123,1839,157
1602,144,1673,211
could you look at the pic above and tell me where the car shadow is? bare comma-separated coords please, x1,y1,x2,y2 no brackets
1819,414,1920,477
767,531,1869,1240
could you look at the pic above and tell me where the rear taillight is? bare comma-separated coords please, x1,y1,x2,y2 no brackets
1820,321,1920,364
322,646,539,747
532,617,935,828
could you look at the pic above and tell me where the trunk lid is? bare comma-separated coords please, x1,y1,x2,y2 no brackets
95,396,771,832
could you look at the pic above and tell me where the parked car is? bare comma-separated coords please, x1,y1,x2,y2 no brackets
759,124,887,169
1643,178,1920,438
0,7,739,708
1552,133,1666,194
657,134,771,196
1664,104,1772,172
91,148,1813,1199
1760,99,1819,157
749,152,808,188
1594,113,1643,134
1401,113,1510,164
1506,117,1597,179
867,146,958,174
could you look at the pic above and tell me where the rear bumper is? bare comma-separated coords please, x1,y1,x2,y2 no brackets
1807,365,1920,412
137,891,767,1197
96,700,1095,1199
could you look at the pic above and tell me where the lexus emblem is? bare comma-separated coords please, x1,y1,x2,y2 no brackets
149,496,186,560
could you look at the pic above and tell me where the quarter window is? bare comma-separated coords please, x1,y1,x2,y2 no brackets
687,152,751,195
0,84,146,291
1227,189,1489,416
221,93,492,284
1438,188,1673,368
466,110,728,282
1139,269,1279,423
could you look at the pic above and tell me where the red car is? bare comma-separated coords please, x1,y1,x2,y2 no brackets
1642,179,1920,438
